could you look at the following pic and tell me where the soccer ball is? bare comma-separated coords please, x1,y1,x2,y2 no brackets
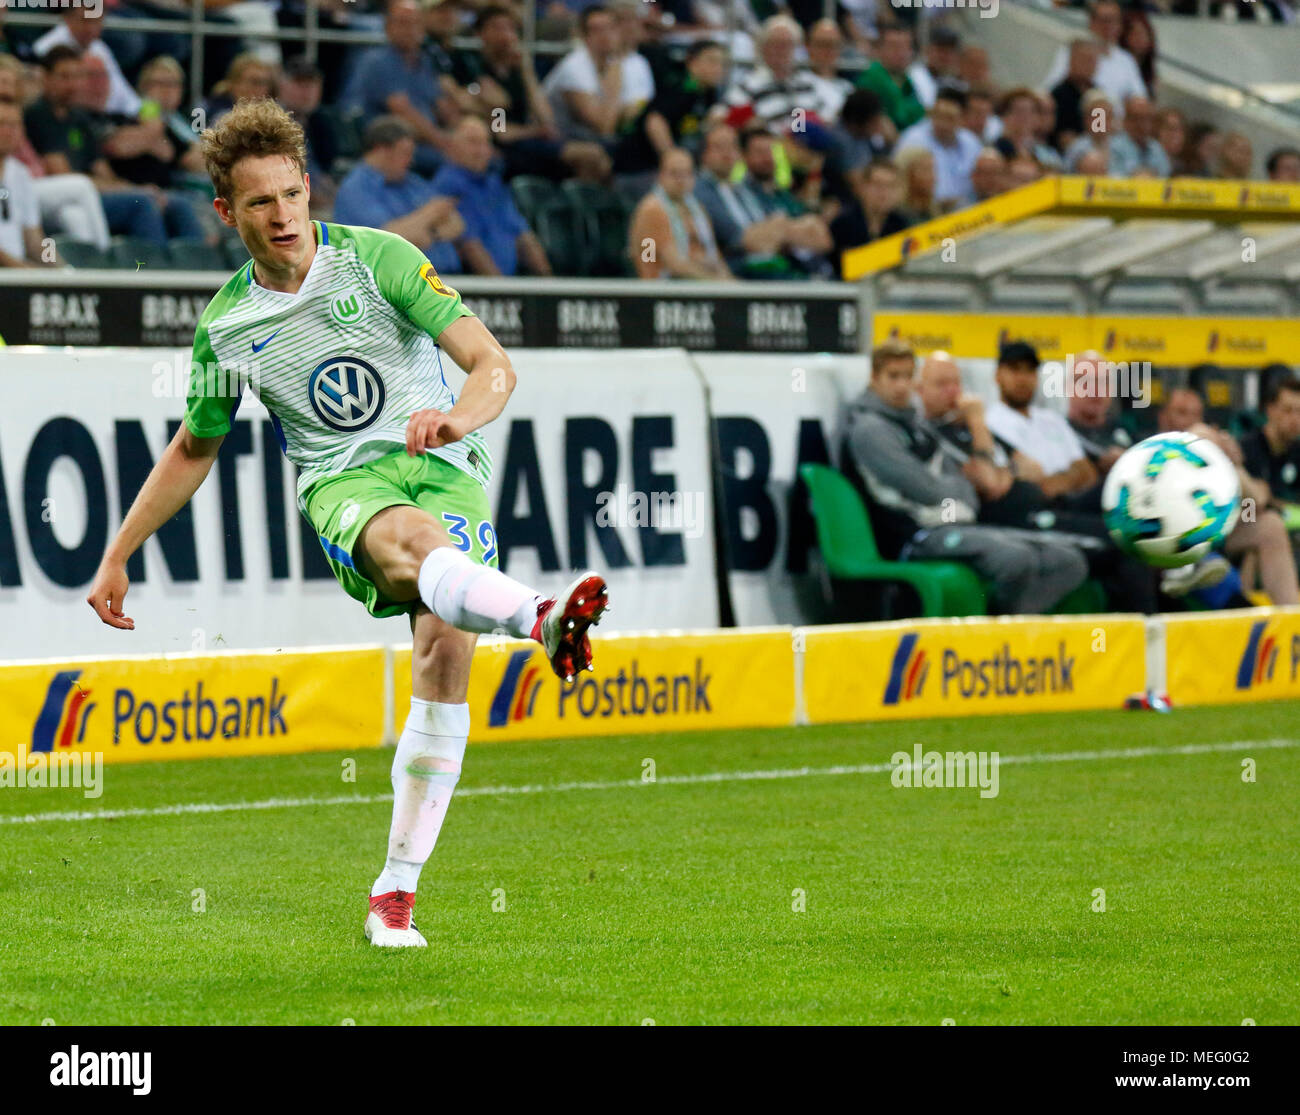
1101,432,1241,568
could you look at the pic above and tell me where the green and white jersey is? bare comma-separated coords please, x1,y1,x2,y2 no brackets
184,221,490,508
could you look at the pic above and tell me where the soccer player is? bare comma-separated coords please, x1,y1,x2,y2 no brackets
85,99,609,948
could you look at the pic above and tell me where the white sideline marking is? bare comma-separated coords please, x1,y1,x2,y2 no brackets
0,738,1293,827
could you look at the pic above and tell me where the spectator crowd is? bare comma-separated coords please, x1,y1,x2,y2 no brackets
844,339,1300,616
0,0,1296,276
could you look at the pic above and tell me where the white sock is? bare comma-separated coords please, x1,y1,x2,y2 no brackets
417,547,542,638
372,700,469,897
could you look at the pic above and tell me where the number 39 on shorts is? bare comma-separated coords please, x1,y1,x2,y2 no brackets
442,513,498,565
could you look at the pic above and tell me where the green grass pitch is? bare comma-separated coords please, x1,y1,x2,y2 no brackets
2,703,1297,1025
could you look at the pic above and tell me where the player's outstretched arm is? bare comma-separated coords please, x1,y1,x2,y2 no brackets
405,315,517,455
87,426,225,629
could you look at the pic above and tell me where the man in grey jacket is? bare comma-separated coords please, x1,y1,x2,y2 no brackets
842,339,1089,615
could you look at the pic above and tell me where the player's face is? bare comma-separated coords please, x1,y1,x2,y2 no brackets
219,154,313,274
873,358,916,410
997,362,1038,408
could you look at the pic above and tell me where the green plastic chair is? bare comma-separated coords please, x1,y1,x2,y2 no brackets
800,463,988,618
1052,578,1110,614
531,199,587,276
561,180,633,276
58,240,112,269
109,235,170,271
509,175,562,227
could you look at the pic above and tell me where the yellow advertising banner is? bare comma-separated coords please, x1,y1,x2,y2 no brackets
802,616,1145,723
1,646,386,764
392,628,796,741
844,175,1300,279
870,312,1300,368
1056,176,1300,215
1164,607,1300,706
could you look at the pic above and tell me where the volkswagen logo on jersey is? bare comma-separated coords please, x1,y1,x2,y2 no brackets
308,356,386,431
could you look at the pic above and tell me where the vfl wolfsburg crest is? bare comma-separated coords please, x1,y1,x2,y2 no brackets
330,288,366,326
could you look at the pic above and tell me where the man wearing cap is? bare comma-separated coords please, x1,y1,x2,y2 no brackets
986,341,1100,502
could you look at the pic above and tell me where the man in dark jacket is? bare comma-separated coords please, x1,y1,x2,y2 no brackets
842,339,1088,615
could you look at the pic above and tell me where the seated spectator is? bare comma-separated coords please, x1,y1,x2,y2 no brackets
1216,131,1254,179
724,15,823,130
201,52,277,127
905,25,960,112
429,116,551,275
843,340,1089,615
1049,38,1099,154
1157,107,1188,174
333,115,466,273
823,87,895,206
734,125,831,271
894,144,936,223
986,341,1099,504
896,86,980,211
693,121,816,278
542,5,655,145
422,0,476,120
276,57,337,217
455,6,609,182
958,43,991,90
1063,90,1114,173
963,85,1000,146
1109,94,1170,178
0,96,58,266
970,147,1007,202
979,342,1160,611
1042,0,1147,120
629,146,730,279
828,156,910,274
805,19,852,126
343,0,452,176
855,26,924,133
1266,146,1300,183
1065,351,1134,476
24,46,175,247
1121,6,1157,98
1240,374,1300,507
1183,123,1221,178
136,57,208,182
1007,153,1045,188
1158,386,1300,605
619,38,724,175
34,9,140,118
79,53,207,241
1068,356,1235,601
996,87,1063,170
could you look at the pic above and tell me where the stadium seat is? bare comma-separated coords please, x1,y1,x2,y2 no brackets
222,235,250,269
800,463,988,618
314,104,363,166
166,238,228,271
561,180,633,277
531,199,588,276
1051,579,1110,615
57,240,112,269
510,175,562,227
109,236,171,272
